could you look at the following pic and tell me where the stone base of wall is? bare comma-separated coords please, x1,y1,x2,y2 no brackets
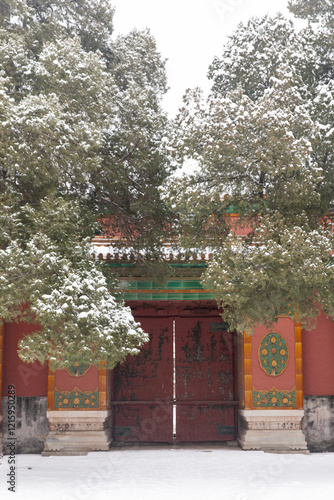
303,396,334,452
238,409,308,452
1,397,49,454
6,400,334,454
44,410,112,455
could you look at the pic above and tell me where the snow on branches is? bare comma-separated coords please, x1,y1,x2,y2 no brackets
166,10,334,332
0,233,148,370
203,218,334,334
0,1,172,368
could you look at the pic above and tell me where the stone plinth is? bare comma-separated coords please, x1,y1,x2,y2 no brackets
303,396,334,452
44,410,112,455
238,409,308,452
1,397,49,454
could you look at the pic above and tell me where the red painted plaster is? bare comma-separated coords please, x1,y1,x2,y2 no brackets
2,322,48,397
251,318,296,391
55,366,99,392
302,312,334,396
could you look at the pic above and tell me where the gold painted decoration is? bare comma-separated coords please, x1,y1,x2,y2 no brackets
280,302,294,318
55,388,98,408
252,386,296,408
65,362,90,377
258,332,289,376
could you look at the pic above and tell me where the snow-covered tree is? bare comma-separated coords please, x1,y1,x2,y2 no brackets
93,28,172,252
166,9,334,333
288,0,334,25
208,14,298,100
0,1,171,368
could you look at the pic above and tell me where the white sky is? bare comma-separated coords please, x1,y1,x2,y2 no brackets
110,0,293,116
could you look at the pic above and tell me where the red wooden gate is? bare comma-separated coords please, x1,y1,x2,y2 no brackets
113,316,174,442
112,306,237,443
175,317,235,441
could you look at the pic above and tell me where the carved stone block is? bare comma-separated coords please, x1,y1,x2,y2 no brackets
238,409,308,451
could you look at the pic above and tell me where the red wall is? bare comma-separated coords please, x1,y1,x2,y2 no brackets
55,366,98,392
251,318,296,391
303,313,334,396
3,312,334,399
2,322,48,397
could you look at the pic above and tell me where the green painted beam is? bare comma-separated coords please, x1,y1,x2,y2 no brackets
121,278,214,301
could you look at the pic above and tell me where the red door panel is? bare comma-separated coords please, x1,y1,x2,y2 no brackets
113,317,173,442
176,405,235,441
175,317,235,441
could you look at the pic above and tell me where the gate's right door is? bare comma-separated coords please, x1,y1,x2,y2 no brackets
175,317,235,442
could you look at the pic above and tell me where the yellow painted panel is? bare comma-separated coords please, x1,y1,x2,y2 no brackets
295,342,303,359
244,359,252,373
99,377,106,392
244,332,252,343
296,374,303,390
245,391,253,409
294,323,302,342
47,372,55,410
295,358,303,374
296,390,304,408
244,343,252,358
99,392,106,409
244,374,252,391
98,365,108,410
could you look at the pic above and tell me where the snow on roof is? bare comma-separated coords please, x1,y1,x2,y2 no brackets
91,236,213,262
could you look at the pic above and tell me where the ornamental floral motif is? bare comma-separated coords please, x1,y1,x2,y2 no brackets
55,388,99,408
258,332,289,376
252,386,296,408
280,302,294,318
66,362,90,377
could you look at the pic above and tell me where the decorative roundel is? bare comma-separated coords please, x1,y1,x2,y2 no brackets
258,332,289,376
66,362,90,377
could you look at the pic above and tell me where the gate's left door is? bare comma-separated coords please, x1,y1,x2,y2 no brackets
113,317,174,443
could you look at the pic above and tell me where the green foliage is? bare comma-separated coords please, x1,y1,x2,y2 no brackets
0,194,151,370
167,71,323,242
93,28,172,253
288,0,334,25
4,0,115,54
0,233,149,370
203,216,334,333
208,14,298,100
166,10,334,333
0,0,172,368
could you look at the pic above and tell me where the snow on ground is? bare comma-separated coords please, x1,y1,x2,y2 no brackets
1,447,334,500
